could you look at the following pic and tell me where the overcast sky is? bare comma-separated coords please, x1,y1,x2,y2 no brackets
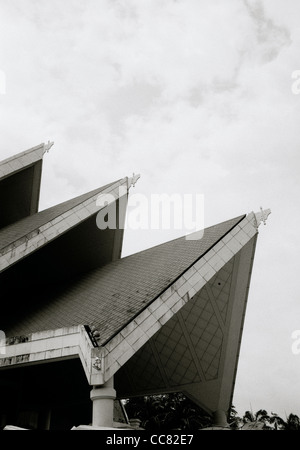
1,0,300,420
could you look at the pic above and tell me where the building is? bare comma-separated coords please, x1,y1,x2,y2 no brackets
0,143,271,430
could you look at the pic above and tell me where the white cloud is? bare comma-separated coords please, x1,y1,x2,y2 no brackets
0,0,299,418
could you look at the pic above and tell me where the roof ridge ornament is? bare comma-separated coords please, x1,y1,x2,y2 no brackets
43,140,54,154
127,173,141,189
254,207,271,229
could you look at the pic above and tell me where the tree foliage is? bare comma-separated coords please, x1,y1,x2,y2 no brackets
125,394,300,431
125,393,212,431
229,406,300,430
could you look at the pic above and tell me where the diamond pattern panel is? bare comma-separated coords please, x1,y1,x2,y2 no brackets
116,257,235,394
208,259,234,323
153,315,201,387
120,340,166,392
180,293,222,380
179,259,234,381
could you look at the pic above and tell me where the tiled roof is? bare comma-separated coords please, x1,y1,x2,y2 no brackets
5,214,245,342
0,181,118,252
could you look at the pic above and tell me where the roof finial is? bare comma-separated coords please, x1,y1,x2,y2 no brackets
254,207,271,229
43,141,54,154
127,173,141,189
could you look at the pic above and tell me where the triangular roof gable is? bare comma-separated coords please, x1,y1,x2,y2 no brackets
0,142,49,181
103,211,264,415
0,209,271,417
0,181,118,251
4,214,245,339
0,178,126,273
0,143,50,228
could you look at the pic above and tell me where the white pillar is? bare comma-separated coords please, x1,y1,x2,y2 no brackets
90,377,116,428
213,410,229,428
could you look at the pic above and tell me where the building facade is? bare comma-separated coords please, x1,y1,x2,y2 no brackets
0,144,271,430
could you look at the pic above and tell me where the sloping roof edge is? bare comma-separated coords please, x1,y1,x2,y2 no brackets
101,214,246,347
100,210,270,382
0,177,128,272
0,208,271,398
0,142,51,181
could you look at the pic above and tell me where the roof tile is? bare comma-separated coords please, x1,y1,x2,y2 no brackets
0,181,118,251
5,214,245,342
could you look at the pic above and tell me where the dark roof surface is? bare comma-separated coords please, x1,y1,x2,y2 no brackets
0,181,118,251
5,214,245,342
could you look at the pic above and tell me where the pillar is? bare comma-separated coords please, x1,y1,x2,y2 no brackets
90,377,116,428
212,410,229,428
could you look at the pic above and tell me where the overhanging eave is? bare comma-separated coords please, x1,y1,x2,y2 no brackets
0,143,49,228
103,211,269,415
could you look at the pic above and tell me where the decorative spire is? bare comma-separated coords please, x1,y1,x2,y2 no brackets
43,140,54,154
254,207,271,229
127,173,141,189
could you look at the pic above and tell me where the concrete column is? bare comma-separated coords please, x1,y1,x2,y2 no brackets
90,377,116,428
212,410,229,428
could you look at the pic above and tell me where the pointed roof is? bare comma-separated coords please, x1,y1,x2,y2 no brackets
0,181,118,252
0,144,272,420
0,143,51,228
0,207,271,418
0,177,128,273
5,214,245,340
0,142,49,181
